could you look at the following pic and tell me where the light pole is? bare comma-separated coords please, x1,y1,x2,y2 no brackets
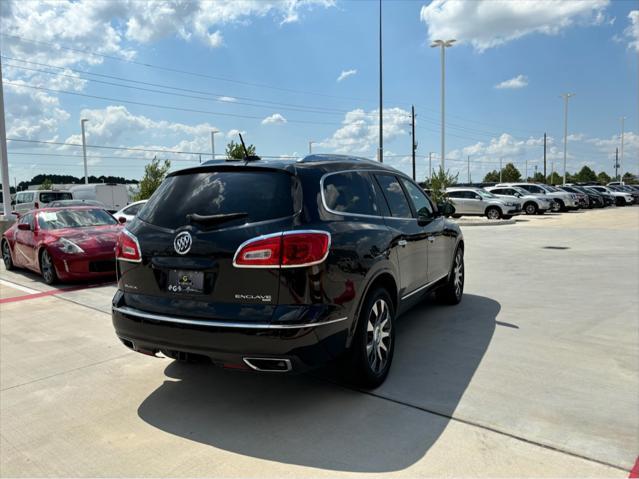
81,119,89,184
620,116,625,183
308,141,315,155
211,129,219,160
0,56,11,218
499,157,503,183
428,152,434,182
377,0,383,163
431,39,455,171
560,93,575,185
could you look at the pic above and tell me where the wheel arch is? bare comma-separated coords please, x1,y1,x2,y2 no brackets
347,270,399,347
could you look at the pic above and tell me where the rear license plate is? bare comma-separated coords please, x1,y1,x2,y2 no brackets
167,270,204,294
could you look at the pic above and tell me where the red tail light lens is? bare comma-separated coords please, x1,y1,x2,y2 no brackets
233,231,330,268
115,229,142,263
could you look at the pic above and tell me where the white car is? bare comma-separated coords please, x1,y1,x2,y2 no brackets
588,186,634,206
496,183,578,212
485,186,554,215
13,190,74,214
114,200,147,223
446,187,522,220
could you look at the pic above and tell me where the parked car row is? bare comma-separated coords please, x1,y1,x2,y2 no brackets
443,182,637,220
10,183,130,214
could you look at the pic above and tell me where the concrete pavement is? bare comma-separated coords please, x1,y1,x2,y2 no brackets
1,207,637,477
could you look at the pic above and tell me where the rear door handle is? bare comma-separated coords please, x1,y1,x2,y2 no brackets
398,239,407,247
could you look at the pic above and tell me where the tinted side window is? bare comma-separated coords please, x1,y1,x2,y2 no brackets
124,203,143,216
323,172,380,216
19,213,34,229
447,191,463,198
375,174,412,219
401,178,433,218
40,192,73,204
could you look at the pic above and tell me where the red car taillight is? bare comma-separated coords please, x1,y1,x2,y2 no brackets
115,229,142,263
233,231,330,268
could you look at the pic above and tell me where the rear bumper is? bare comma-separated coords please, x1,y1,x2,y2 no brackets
111,299,350,372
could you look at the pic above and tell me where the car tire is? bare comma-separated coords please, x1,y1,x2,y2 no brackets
451,214,462,219
524,202,538,215
345,287,395,389
485,206,501,220
502,215,512,220
436,246,464,305
2,240,14,271
555,199,566,212
39,249,58,285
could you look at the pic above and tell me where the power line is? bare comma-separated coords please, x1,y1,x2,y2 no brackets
7,138,300,159
3,81,342,126
1,33,375,103
2,57,349,115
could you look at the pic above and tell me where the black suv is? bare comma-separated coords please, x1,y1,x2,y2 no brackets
112,154,464,387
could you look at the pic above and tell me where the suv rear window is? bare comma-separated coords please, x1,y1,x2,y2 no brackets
139,171,296,229
39,192,73,203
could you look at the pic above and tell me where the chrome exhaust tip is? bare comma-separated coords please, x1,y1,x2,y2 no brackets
243,357,292,372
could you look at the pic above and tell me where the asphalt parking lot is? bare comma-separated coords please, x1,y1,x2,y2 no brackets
1,207,637,477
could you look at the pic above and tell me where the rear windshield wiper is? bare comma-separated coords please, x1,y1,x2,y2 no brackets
187,212,248,226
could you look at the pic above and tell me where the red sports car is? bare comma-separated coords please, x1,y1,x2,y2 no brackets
1,207,123,284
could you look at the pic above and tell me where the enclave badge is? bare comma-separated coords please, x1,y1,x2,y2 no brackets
174,231,192,255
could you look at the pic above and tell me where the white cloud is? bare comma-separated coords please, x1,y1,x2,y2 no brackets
587,131,639,161
217,96,238,103
226,129,246,139
567,133,585,141
337,69,357,82
319,108,411,154
61,106,219,152
623,10,639,51
420,0,609,52
261,113,288,125
495,74,528,89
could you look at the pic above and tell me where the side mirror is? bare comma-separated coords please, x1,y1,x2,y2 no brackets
17,223,31,231
437,202,455,217
118,216,126,224
475,196,483,201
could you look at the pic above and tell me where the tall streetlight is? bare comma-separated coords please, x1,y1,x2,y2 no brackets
377,0,383,163
560,92,575,185
81,119,89,184
620,116,625,183
308,141,315,155
431,39,455,171
211,129,219,160
0,56,11,218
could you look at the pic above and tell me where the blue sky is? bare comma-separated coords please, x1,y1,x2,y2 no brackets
1,0,637,185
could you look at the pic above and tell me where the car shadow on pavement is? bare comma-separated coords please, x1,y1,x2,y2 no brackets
137,293,499,473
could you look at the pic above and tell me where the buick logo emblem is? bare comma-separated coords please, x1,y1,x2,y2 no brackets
174,231,192,255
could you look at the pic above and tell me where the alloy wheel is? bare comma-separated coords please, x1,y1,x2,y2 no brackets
453,250,464,299
41,251,54,283
2,241,11,268
366,298,392,374
487,208,500,220
525,204,536,215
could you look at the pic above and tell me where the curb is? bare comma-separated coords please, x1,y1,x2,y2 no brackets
450,218,517,227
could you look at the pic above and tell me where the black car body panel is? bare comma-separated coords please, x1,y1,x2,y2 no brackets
112,155,463,372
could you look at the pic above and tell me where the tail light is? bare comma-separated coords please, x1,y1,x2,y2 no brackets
233,230,330,268
115,229,142,263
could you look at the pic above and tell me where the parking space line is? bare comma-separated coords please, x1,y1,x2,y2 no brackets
0,279,40,295
0,280,115,304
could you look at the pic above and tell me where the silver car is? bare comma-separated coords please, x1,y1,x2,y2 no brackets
446,187,522,220
485,186,554,215
496,183,578,212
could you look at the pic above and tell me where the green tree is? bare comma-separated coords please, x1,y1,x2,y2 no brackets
531,172,545,183
429,167,458,204
226,140,256,160
483,170,500,182
135,158,171,200
574,166,597,183
547,172,563,185
596,171,611,184
39,178,53,190
501,163,522,182
622,172,638,184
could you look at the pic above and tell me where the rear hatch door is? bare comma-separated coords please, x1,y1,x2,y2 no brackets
120,166,300,322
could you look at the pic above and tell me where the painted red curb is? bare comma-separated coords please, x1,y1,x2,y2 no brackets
0,282,115,304
629,456,639,478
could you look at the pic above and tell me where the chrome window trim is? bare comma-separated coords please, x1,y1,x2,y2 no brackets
232,229,331,269
319,169,416,221
401,273,449,300
113,305,347,329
